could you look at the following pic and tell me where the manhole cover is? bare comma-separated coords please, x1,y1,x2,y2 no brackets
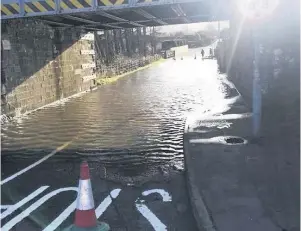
225,137,245,144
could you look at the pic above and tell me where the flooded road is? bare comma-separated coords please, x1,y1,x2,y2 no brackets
1,47,228,230
2,47,219,178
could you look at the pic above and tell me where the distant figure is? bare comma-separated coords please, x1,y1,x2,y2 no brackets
194,54,197,59
201,49,205,59
209,48,213,58
181,57,183,60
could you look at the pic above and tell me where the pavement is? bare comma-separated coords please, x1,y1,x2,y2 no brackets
184,78,299,231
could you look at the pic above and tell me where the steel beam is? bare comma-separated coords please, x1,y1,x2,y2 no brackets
61,15,100,24
60,15,124,28
96,11,127,22
101,13,210,28
40,19,74,27
133,8,167,25
101,24,122,29
96,10,144,27
171,4,190,23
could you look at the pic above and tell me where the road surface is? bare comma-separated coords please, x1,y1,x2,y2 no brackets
1,47,218,231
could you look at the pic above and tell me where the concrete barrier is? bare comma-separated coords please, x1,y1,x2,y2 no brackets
161,50,175,59
160,45,188,59
170,45,189,58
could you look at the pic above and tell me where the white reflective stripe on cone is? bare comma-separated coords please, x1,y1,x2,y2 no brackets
76,179,95,210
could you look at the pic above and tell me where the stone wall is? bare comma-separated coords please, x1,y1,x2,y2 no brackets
1,21,162,118
94,27,161,78
1,19,96,117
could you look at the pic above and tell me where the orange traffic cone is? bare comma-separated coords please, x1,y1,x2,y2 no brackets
64,161,110,231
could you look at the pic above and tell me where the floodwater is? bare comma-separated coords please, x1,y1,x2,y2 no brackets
1,47,232,231
1,48,227,179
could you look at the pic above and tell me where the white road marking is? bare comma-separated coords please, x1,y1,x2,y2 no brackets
1,187,77,231
136,203,167,231
95,189,121,218
43,194,77,231
0,205,11,209
110,189,121,199
135,189,172,231
142,189,172,202
1,141,72,185
0,186,49,220
46,188,122,230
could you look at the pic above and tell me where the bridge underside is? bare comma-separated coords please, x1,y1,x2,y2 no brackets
2,0,230,29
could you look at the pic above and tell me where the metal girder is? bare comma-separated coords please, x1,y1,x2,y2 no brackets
101,24,122,29
171,4,190,23
101,13,210,28
40,19,73,27
103,21,143,27
61,15,99,24
96,10,144,27
136,14,209,23
133,8,167,25
96,11,127,22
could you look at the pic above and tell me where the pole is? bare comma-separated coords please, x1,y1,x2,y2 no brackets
252,26,262,137
218,21,220,41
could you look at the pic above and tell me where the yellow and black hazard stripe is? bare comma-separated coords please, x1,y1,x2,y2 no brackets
1,3,20,16
98,0,128,6
137,0,159,3
24,0,55,13
60,0,92,10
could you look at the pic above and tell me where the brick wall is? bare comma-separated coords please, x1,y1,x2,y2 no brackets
1,19,96,116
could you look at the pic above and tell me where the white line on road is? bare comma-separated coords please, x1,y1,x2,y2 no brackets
0,205,11,210
1,141,72,185
43,201,76,231
95,189,121,218
142,189,172,202
0,186,49,220
136,203,167,231
43,188,122,231
1,187,77,231
135,189,172,231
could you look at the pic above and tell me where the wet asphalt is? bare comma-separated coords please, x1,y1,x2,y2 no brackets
1,47,220,231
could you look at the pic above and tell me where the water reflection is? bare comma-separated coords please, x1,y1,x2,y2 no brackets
2,51,232,176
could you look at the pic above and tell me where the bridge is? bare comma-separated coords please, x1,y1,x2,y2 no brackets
1,0,230,29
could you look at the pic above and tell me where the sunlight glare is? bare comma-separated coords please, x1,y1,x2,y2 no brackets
237,0,279,20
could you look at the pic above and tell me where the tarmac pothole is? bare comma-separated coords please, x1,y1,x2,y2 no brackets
224,136,246,145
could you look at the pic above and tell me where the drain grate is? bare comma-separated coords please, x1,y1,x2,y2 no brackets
225,137,245,144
